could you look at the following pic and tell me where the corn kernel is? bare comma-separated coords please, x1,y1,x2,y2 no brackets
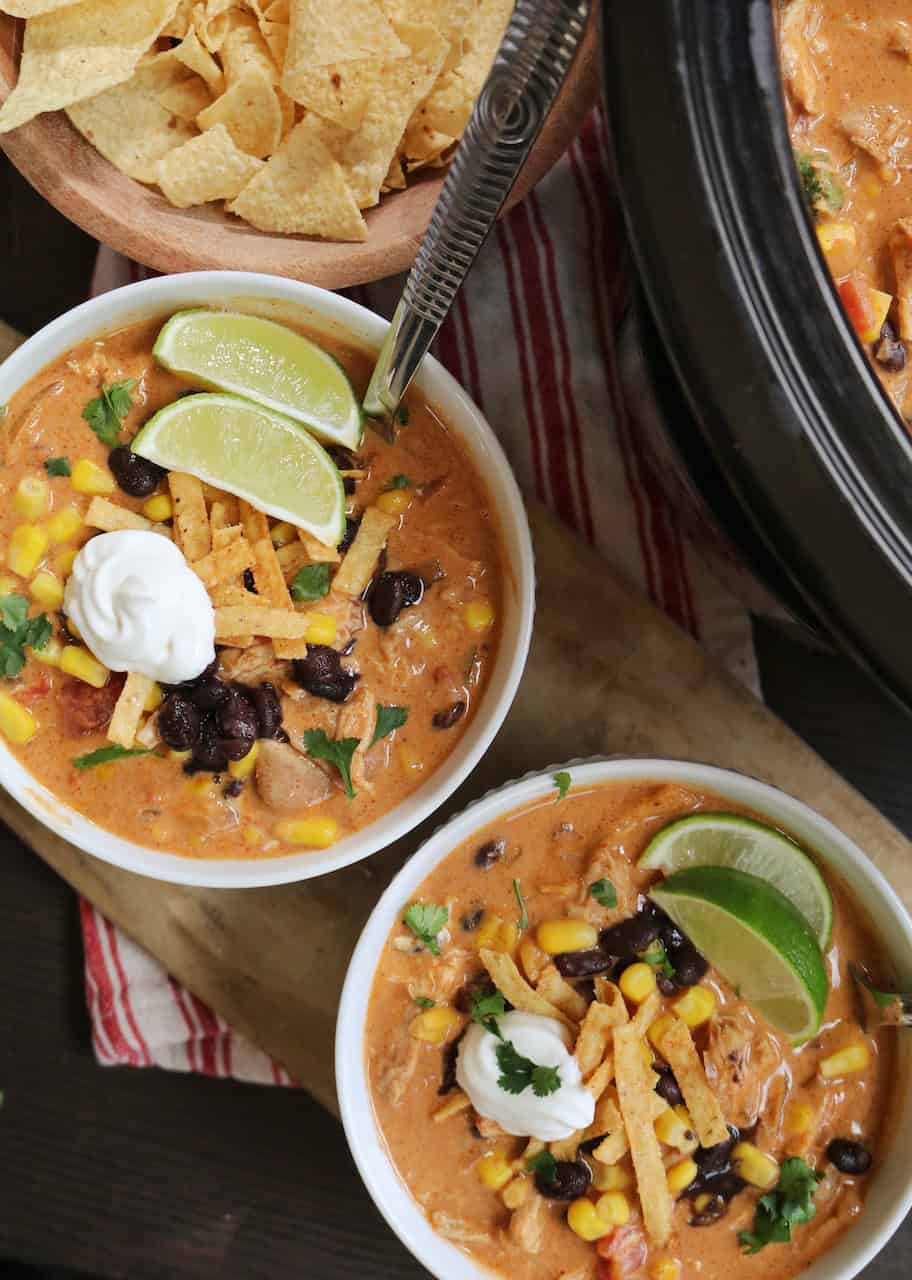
66,615,83,642
59,645,108,688
243,824,265,847
519,937,548,984
410,1004,462,1044
860,289,893,344
142,494,173,522
862,177,882,199
693,1193,713,1214
397,744,424,777
592,1164,633,1192
595,1191,630,1225
476,911,504,951
784,1101,815,1138
463,598,495,633
228,740,259,779
270,520,297,546
620,962,658,1005
536,919,599,955
169,749,191,762
274,815,340,848
0,691,37,744
655,1105,697,1153
143,682,163,713
501,1176,531,1210
52,547,78,578
47,507,83,544
30,636,62,667
673,984,717,1028
567,1197,612,1242
667,1157,699,1195
648,1013,678,1054
29,570,64,609
650,1259,682,1280
0,574,18,595
820,1044,871,1078
376,488,411,516
8,525,49,578
304,612,337,645
733,1142,779,1190
14,475,50,521
476,1153,513,1191
71,458,114,496
816,221,857,255
498,922,519,955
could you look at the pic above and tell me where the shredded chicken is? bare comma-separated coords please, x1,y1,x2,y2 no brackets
255,739,331,813
335,684,377,791
780,0,823,115
430,1212,492,1248
575,842,638,925
374,1038,421,1108
473,1112,508,1140
888,21,912,59
506,1193,544,1255
703,1012,784,1130
279,693,335,753
890,218,912,340
219,640,287,685
840,104,912,171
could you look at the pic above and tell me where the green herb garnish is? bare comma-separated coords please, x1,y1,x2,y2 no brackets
796,151,844,219
81,379,136,447
45,456,71,477
290,562,331,602
553,770,571,801
738,1158,824,1254
402,901,449,955
496,1040,561,1098
640,939,675,980
413,995,435,1010
73,745,153,770
470,988,507,1037
589,878,617,910
389,473,412,489
526,1149,558,1183
397,405,410,426
303,728,360,799
371,703,408,746
0,594,51,677
513,878,528,931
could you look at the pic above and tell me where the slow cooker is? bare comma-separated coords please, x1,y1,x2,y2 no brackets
602,0,912,712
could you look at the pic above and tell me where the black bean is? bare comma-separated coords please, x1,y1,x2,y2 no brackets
438,1027,466,1095
657,975,677,997
474,839,505,870
190,718,229,772
158,693,201,750
217,689,258,749
252,681,283,738
328,447,361,495
537,1159,591,1201
189,678,230,711
107,446,165,498
703,1171,745,1202
827,1138,872,1176
367,570,424,627
243,567,257,594
599,911,662,959
433,700,467,730
223,778,243,799
654,1064,683,1107
694,1127,739,1179
667,941,708,988
555,947,613,979
338,517,359,555
578,1134,605,1155
461,908,483,932
690,1194,727,1226
178,655,220,689
875,320,906,372
291,645,360,703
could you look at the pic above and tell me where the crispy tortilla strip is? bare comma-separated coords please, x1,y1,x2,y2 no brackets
238,498,270,545
549,1134,580,1161
209,501,231,536
158,123,264,207
594,975,630,1010
107,672,155,749
584,1055,615,1101
276,540,313,580
253,536,293,607
661,1019,730,1149
298,527,341,563
219,634,256,648
591,1096,630,1166
576,993,628,1078
614,1023,673,1245
478,950,573,1029
332,506,396,597
210,583,266,607
192,536,255,589
0,0,179,134
212,523,244,550
169,472,211,561
214,604,315,640
433,1090,472,1123
536,965,588,1024
631,989,662,1036
84,497,152,534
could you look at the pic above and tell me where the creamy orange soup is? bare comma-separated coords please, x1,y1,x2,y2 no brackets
366,779,897,1280
0,315,504,859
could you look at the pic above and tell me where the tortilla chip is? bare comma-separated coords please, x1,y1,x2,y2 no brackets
158,123,264,207
161,0,196,38
660,1019,730,1149
260,18,290,68
174,29,226,95
478,949,574,1029
227,114,367,239
169,472,211,561
421,0,511,138
383,155,406,192
197,69,283,159
614,1023,674,1245
195,1,251,54
192,535,255,589
1,0,84,14
158,76,212,122
0,0,179,134
536,965,589,1023
220,15,277,85
84,497,152,534
107,671,155,749
298,528,341,563
281,61,370,131
591,1097,630,1166
285,0,408,71
576,998,627,1078
332,505,396,597
214,603,315,639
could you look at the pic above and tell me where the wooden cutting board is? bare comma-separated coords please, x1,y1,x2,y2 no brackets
4,503,911,1117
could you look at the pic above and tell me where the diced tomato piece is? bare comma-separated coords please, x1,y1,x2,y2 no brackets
18,671,51,702
596,1225,648,1278
838,274,878,342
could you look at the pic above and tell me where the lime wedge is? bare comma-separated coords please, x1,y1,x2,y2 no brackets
153,310,363,451
131,393,345,546
639,813,832,949
650,867,828,1042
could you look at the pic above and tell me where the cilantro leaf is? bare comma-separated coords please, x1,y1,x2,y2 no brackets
397,405,410,426
390,473,412,489
553,770,571,801
413,995,435,1009
0,594,29,631
0,594,51,678
526,1149,558,1183
73,745,153,770
513,878,528,931
470,988,507,1038
303,728,360,799
589,878,617,909
81,379,136,446
290,563,331,602
45,456,71,477
371,703,408,746
402,901,449,955
531,1063,562,1097
639,940,675,980
495,1040,561,1098
738,1158,823,1254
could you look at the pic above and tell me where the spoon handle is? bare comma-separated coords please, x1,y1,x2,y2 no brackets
363,0,591,424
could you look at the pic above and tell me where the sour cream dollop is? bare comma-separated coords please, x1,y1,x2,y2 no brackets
64,530,215,684
456,1010,595,1142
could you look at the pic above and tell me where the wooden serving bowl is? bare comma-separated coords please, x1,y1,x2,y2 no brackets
0,16,599,288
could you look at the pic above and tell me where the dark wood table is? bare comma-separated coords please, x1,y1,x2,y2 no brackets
1,156,909,1279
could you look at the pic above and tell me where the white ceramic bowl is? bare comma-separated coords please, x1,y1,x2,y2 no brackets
0,272,534,888
337,758,912,1280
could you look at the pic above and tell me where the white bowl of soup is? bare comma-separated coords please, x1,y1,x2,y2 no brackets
337,758,912,1280
0,272,533,887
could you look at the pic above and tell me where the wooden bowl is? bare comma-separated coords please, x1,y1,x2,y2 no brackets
0,17,599,288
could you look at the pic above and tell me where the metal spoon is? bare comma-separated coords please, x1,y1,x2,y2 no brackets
363,0,591,431
849,963,912,1029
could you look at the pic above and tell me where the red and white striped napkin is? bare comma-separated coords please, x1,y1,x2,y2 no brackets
80,106,758,1084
